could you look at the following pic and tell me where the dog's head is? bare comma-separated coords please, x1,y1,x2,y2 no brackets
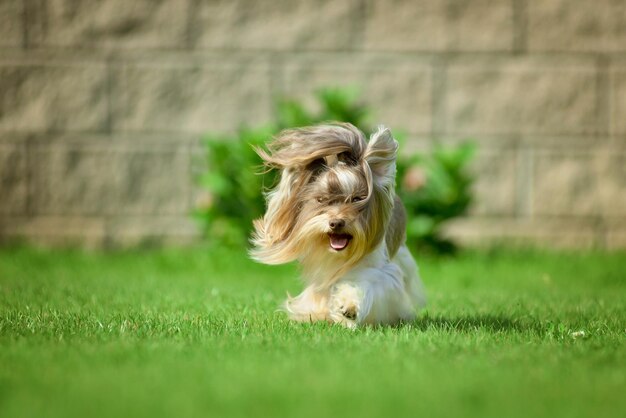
250,123,398,283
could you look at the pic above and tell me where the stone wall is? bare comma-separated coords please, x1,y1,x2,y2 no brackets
0,0,624,248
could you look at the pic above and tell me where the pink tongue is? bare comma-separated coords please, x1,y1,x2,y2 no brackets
330,235,349,250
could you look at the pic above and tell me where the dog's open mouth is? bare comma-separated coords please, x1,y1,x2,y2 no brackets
328,233,352,251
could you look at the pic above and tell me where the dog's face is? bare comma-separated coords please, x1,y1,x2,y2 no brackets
298,158,369,254
250,123,398,283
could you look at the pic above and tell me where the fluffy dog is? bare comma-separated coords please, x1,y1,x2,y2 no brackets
250,123,425,328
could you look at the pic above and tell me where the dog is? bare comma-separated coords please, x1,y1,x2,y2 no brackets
250,123,425,328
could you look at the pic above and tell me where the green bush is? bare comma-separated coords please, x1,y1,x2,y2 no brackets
196,88,474,253
396,142,474,253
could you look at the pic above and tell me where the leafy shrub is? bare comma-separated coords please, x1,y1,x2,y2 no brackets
396,143,474,253
196,88,474,253
196,126,276,246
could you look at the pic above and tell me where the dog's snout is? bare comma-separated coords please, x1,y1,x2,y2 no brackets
329,219,345,231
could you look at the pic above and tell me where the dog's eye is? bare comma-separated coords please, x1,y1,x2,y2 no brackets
316,197,324,203
338,151,358,166
307,158,326,174
351,196,365,203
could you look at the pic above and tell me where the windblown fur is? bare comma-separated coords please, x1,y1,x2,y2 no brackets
250,123,425,327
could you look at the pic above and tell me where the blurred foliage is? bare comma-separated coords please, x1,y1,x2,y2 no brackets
197,88,475,253
396,143,475,253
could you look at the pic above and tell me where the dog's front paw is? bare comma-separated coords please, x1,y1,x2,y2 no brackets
340,304,357,321
329,283,363,328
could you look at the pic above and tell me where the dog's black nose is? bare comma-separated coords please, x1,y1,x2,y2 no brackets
329,219,345,231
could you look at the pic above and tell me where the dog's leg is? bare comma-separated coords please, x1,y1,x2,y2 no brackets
328,281,365,329
283,285,330,323
392,245,426,309
329,262,417,327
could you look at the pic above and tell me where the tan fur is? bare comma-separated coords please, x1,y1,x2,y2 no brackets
250,123,401,286
254,123,366,170
386,195,407,258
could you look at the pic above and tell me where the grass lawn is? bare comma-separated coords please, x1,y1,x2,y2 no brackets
0,245,624,418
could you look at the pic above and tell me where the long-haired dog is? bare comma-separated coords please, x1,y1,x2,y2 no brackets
250,123,425,328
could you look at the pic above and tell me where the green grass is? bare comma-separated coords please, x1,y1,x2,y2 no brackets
0,245,624,418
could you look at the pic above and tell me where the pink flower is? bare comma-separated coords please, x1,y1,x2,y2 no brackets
403,166,426,192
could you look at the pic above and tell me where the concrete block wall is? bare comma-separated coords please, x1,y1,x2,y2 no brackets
0,0,624,248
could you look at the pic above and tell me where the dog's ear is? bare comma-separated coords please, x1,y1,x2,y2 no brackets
252,167,304,251
364,126,398,190
251,162,323,264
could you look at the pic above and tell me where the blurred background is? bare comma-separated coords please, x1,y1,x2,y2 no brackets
0,0,624,250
